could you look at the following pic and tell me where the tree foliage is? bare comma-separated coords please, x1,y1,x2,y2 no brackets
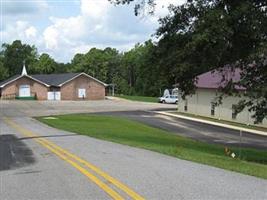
0,56,8,81
68,42,165,96
0,40,69,80
112,0,267,122
1,40,38,76
0,40,169,96
121,40,169,96
109,0,156,15
30,53,57,74
2,0,267,123
157,0,266,92
70,47,121,84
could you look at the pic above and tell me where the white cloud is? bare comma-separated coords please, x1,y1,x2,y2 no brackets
43,15,88,50
81,0,111,18
25,26,37,38
1,21,38,42
43,26,59,49
41,0,160,62
1,0,186,62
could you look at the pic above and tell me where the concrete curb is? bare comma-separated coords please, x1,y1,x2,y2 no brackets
153,111,267,137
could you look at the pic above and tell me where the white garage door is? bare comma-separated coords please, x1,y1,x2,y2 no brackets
47,92,61,100
19,85,31,97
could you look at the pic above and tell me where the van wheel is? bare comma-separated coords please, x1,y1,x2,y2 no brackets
175,101,178,104
162,100,165,104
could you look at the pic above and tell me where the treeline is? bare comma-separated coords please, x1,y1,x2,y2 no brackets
0,40,172,97
1,0,266,122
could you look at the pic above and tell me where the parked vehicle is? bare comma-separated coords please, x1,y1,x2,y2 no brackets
158,95,178,104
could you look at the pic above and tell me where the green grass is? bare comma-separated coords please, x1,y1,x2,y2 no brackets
173,111,267,132
38,114,267,179
116,95,158,103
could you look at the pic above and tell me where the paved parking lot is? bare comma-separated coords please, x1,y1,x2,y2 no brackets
0,99,176,117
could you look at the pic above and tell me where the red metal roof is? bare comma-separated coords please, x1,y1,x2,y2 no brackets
195,68,245,90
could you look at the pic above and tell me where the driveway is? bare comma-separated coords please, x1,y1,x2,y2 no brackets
0,100,267,199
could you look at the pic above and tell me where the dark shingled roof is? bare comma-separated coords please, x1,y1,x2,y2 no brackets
0,74,20,87
31,73,80,86
0,72,106,88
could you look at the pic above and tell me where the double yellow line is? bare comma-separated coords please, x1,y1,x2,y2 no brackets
4,117,145,200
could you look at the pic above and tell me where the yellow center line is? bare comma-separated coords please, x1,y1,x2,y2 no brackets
3,117,145,200
37,139,124,200
39,138,145,200
4,118,124,200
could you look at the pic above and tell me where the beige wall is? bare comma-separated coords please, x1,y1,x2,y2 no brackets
178,88,267,128
60,74,105,100
1,77,48,100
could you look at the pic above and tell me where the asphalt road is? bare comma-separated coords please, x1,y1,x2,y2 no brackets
0,100,267,199
94,111,267,149
0,99,177,117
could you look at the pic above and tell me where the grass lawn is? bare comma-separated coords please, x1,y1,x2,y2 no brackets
38,114,267,179
115,95,158,103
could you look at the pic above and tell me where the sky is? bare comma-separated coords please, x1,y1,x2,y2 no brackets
1,0,184,63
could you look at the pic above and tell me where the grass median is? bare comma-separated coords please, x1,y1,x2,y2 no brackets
38,114,267,179
115,95,158,103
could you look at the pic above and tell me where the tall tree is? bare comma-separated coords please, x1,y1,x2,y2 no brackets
0,56,8,81
54,62,69,73
120,40,167,96
1,40,38,76
70,48,121,84
157,0,267,122
111,0,267,122
31,53,57,74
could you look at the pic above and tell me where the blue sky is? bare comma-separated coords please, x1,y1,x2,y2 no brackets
1,0,184,63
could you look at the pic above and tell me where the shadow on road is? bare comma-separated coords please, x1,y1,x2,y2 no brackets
0,134,36,171
19,134,77,141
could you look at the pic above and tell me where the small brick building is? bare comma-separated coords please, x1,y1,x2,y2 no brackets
0,66,107,100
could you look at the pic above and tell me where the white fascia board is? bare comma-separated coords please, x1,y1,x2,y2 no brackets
58,73,108,87
0,75,23,88
0,75,50,88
